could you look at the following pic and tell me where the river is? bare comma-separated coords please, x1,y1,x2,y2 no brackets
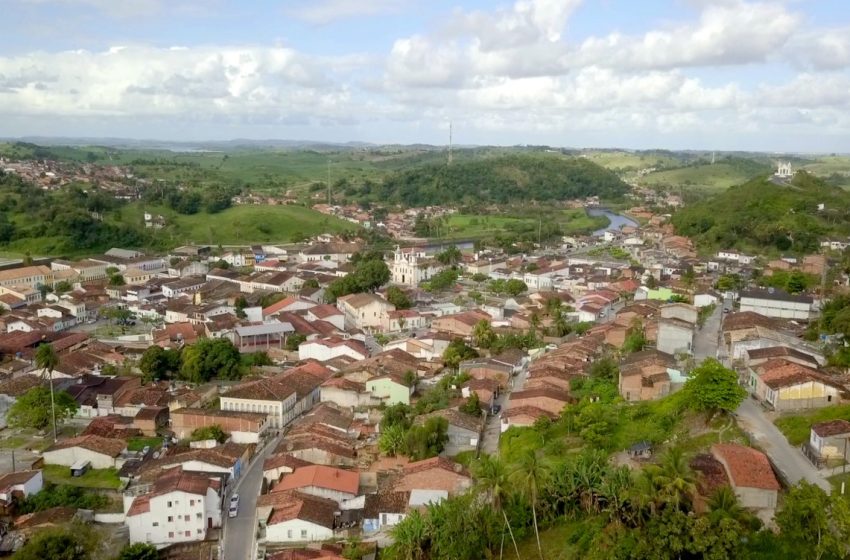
588,207,638,236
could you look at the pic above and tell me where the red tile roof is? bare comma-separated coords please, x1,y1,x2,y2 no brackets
711,444,780,491
274,465,359,495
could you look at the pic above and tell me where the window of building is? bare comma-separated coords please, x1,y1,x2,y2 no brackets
168,516,173,522
287,530,292,539
301,529,308,539
196,513,202,519
184,515,190,521
167,501,172,508
189,499,194,506
185,531,191,537
152,522,159,527
168,532,174,538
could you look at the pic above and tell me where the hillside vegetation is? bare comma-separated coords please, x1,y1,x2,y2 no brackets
672,172,850,253
366,154,629,206
640,157,772,193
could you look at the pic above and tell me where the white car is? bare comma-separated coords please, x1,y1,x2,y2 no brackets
228,494,239,518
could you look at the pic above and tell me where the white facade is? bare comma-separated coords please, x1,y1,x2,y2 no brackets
42,446,123,470
391,247,444,287
265,518,334,543
220,393,295,429
298,340,367,362
694,293,719,308
126,488,221,546
740,294,813,320
0,471,43,503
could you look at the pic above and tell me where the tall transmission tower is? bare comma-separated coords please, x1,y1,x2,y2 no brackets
327,159,331,205
448,121,453,166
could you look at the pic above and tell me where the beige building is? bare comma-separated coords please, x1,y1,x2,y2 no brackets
336,293,395,332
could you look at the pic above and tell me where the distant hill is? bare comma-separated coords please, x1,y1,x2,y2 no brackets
639,157,773,193
367,154,629,206
672,171,850,253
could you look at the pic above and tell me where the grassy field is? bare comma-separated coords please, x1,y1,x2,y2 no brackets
639,162,767,193
118,203,356,246
443,209,607,240
43,464,122,489
127,436,162,452
774,404,850,446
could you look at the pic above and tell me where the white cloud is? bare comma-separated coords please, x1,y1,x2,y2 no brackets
284,0,407,24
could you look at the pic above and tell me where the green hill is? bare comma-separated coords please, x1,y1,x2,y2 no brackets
367,154,629,206
640,157,772,193
672,172,850,253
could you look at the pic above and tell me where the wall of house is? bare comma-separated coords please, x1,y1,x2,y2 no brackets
127,489,217,546
657,323,693,355
221,396,290,428
42,447,117,469
265,519,334,543
734,486,777,510
294,484,355,504
771,381,840,411
320,387,376,409
739,298,811,320
365,379,411,406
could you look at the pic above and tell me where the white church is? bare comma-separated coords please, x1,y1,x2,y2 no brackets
775,161,793,178
391,246,445,287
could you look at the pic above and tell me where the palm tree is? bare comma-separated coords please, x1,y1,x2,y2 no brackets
511,450,550,559
651,447,698,511
707,486,747,523
389,509,428,560
35,342,60,442
474,455,520,559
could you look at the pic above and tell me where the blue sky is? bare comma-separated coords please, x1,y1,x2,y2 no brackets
1,0,849,151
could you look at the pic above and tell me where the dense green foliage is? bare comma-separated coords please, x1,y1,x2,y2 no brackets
442,339,479,369
775,482,850,560
11,523,98,560
386,286,412,309
682,359,747,417
17,484,108,513
7,387,78,430
138,345,182,381
371,155,628,206
672,172,850,253
421,267,459,292
191,424,228,443
117,543,159,560
179,338,242,382
378,404,449,460
325,252,391,302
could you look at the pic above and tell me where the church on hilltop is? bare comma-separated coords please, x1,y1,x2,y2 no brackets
775,161,793,179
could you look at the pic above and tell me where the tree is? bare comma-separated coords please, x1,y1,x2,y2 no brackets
460,392,481,416
512,450,550,559
139,345,181,381
386,286,412,309
436,245,462,266
473,455,520,559
54,280,73,294
442,339,479,369
404,417,449,460
8,387,78,432
117,543,159,560
18,483,107,513
588,356,619,381
645,275,658,289
285,333,307,352
472,319,497,349
34,343,61,441
621,319,646,354
683,358,746,418
108,273,125,286
378,423,407,457
505,278,528,297
776,481,850,560
387,509,428,560
191,424,227,443
472,272,488,283
234,295,248,319
179,338,242,382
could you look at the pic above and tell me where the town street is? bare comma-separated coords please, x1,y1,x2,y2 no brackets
693,303,722,362
735,398,831,492
479,360,529,456
222,433,283,560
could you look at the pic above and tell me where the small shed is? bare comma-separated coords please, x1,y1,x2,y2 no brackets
628,441,653,459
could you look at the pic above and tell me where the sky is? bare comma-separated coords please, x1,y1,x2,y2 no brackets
1,0,849,151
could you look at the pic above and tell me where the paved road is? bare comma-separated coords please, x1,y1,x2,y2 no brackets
479,361,529,456
735,398,831,492
693,303,722,362
222,434,282,560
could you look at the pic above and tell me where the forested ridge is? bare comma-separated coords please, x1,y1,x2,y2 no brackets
672,171,850,253
364,155,629,206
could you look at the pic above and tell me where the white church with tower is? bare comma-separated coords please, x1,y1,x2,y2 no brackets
775,161,793,178
391,246,445,287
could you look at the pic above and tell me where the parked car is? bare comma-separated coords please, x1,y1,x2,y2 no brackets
228,494,239,518
491,404,502,415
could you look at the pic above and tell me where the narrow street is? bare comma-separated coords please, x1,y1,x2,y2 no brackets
479,361,529,456
222,433,282,560
692,303,722,362
735,399,831,492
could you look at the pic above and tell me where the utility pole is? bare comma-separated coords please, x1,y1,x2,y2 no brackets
448,122,453,166
327,159,331,206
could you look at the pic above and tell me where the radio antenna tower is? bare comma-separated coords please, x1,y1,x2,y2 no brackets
448,121,453,166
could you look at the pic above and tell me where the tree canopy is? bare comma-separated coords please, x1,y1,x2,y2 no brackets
7,387,78,431
179,338,242,382
682,359,746,417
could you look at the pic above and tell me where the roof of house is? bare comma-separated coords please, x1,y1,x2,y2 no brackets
263,454,314,473
274,465,359,495
747,346,819,367
338,292,389,309
0,375,41,397
740,288,813,304
223,377,295,402
0,470,40,492
755,359,843,391
364,490,410,517
258,490,338,528
403,456,468,477
501,405,558,421
711,443,780,491
127,466,221,516
812,419,850,438
418,408,484,434
44,434,126,457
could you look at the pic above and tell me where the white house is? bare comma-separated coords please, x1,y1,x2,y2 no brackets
0,470,43,508
337,293,395,332
42,435,128,469
298,337,368,363
739,288,814,321
220,378,297,429
124,467,224,547
273,465,359,504
258,491,337,543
